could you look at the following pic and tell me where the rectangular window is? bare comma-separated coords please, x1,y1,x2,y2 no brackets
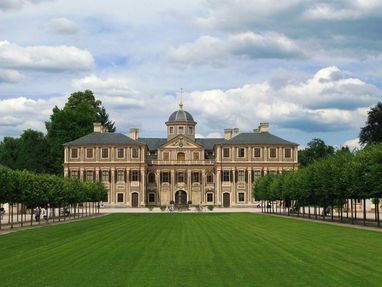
117,170,125,182
269,170,277,175
238,170,245,182
117,148,124,158
207,174,213,183
207,193,213,202
179,126,184,134
149,193,155,203
253,170,261,181
70,170,78,178
254,148,261,157
71,148,78,158
101,148,109,158
238,193,245,202
161,172,169,183
270,148,276,158
86,170,94,181
193,152,199,161
238,148,245,158
188,127,193,135
132,148,139,158
101,170,109,182
223,148,230,158
117,193,124,203
131,170,139,181
285,148,291,158
163,152,169,161
169,126,174,134
223,170,230,182
177,172,185,183
192,172,200,183
86,148,93,158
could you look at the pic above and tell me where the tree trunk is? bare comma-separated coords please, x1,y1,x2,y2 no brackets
363,198,366,226
351,199,354,224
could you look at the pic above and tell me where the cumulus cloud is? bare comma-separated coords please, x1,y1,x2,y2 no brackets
0,0,53,11
183,67,379,133
48,17,79,35
342,138,361,151
0,41,94,72
169,32,304,66
0,96,65,137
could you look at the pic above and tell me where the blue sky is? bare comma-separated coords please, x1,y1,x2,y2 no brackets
0,0,381,149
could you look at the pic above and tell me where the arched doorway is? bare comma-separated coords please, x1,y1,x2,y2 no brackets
223,193,230,207
175,190,187,206
131,193,139,208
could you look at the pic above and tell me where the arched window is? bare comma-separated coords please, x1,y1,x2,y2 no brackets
177,152,185,161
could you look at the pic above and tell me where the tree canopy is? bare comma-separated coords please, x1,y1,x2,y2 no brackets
360,102,382,145
0,90,115,175
298,138,335,166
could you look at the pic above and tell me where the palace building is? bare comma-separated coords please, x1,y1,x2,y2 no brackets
63,103,298,207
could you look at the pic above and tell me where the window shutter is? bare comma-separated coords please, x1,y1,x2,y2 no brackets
235,170,238,182
252,170,254,182
221,171,223,181
169,172,171,184
245,170,248,183
230,170,233,182
115,170,117,183
93,171,96,182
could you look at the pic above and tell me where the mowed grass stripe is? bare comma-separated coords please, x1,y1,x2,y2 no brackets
0,213,382,287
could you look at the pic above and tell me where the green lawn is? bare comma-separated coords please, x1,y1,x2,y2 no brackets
0,213,381,287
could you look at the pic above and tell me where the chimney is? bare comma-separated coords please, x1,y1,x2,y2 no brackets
232,128,240,137
129,128,139,140
93,122,104,133
258,122,269,133
224,128,233,140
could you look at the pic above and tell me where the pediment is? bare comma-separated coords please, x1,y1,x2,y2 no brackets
160,135,204,150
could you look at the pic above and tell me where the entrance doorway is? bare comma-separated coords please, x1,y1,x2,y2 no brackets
175,190,187,206
223,193,230,207
131,193,139,208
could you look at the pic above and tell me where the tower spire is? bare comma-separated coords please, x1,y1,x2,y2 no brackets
179,88,183,110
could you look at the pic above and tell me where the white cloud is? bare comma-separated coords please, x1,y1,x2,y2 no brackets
48,17,78,34
183,67,379,133
0,69,23,83
0,96,65,136
0,0,53,11
0,41,94,72
303,1,382,20
342,138,361,150
169,32,304,66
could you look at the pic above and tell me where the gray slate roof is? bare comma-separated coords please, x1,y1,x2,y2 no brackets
64,131,297,148
167,110,195,123
63,132,141,146
138,138,167,150
224,132,297,146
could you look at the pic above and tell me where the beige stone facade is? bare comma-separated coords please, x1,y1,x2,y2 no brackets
63,105,298,207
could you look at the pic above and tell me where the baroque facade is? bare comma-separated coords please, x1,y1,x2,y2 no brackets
63,104,298,207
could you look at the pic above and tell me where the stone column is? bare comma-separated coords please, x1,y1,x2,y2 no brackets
141,168,146,206
111,167,115,204
156,170,160,205
232,167,236,205
171,169,175,201
216,169,221,205
248,167,252,203
187,169,192,202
